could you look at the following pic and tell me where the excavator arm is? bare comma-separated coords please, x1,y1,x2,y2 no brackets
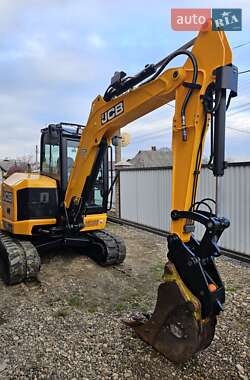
65,28,236,238
64,28,238,362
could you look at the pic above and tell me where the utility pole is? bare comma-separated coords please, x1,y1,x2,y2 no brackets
115,130,121,217
35,145,39,169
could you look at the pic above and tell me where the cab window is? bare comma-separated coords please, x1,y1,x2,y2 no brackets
66,139,79,179
86,167,104,208
66,139,104,209
42,143,60,179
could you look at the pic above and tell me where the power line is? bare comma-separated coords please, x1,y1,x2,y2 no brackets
229,102,250,110
227,126,250,135
132,102,250,142
129,124,250,147
131,128,172,144
131,120,250,144
229,110,250,118
228,104,250,115
233,41,250,49
239,69,250,75
132,132,171,144
166,103,175,109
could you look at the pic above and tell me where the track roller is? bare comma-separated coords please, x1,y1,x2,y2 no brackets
88,230,126,266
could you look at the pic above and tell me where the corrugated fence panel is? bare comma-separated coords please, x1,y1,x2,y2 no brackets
137,171,162,229
120,164,250,257
120,169,172,231
120,171,138,222
218,166,250,255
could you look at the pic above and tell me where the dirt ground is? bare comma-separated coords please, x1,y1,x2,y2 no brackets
1,223,165,314
0,222,249,379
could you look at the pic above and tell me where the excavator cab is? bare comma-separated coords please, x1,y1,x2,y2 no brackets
40,123,109,215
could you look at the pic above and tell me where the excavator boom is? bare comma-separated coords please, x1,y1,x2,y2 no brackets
62,27,238,362
64,28,236,239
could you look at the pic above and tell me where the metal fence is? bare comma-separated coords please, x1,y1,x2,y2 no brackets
119,163,250,257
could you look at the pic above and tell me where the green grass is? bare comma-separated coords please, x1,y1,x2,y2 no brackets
135,302,150,314
226,286,237,293
87,305,98,313
53,308,70,318
67,295,82,308
151,261,165,281
115,297,150,314
115,302,127,312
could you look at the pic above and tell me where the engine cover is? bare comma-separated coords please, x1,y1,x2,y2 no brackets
1,172,58,235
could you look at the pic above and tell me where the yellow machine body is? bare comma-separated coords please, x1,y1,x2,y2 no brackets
0,172,107,235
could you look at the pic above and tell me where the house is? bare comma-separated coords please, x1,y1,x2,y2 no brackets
0,159,28,180
127,146,172,168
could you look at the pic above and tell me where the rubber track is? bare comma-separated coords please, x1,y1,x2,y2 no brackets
0,231,26,284
91,230,126,266
0,231,40,285
19,240,41,280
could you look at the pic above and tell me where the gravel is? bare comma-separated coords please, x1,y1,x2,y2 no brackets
0,223,249,379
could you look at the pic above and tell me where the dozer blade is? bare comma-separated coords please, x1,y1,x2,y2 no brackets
125,262,216,363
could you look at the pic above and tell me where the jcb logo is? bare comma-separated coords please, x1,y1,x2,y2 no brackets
2,191,13,203
101,101,124,125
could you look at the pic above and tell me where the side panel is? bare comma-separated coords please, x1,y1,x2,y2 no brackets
2,213,107,235
17,188,58,220
2,218,57,235
1,185,14,221
1,173,58,235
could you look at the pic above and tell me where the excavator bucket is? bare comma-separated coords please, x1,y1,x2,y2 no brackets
125,262,216,363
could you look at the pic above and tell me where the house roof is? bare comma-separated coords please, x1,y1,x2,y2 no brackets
0,159,28,173
128,148,172,168
0,160,18,172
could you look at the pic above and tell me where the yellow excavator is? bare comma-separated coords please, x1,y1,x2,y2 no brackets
0,27,238,362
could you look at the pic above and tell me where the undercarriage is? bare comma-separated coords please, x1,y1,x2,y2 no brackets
0,230,126,285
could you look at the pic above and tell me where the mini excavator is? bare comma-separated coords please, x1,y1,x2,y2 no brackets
0,28,238,362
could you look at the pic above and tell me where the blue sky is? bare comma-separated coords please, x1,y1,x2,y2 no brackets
0,0,249,161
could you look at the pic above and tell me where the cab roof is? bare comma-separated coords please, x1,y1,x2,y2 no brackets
41,122,85,138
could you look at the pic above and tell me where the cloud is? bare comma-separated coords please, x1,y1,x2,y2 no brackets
0,0,22,32
0,94,40,158
86,34,106,49
0,0,249,161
